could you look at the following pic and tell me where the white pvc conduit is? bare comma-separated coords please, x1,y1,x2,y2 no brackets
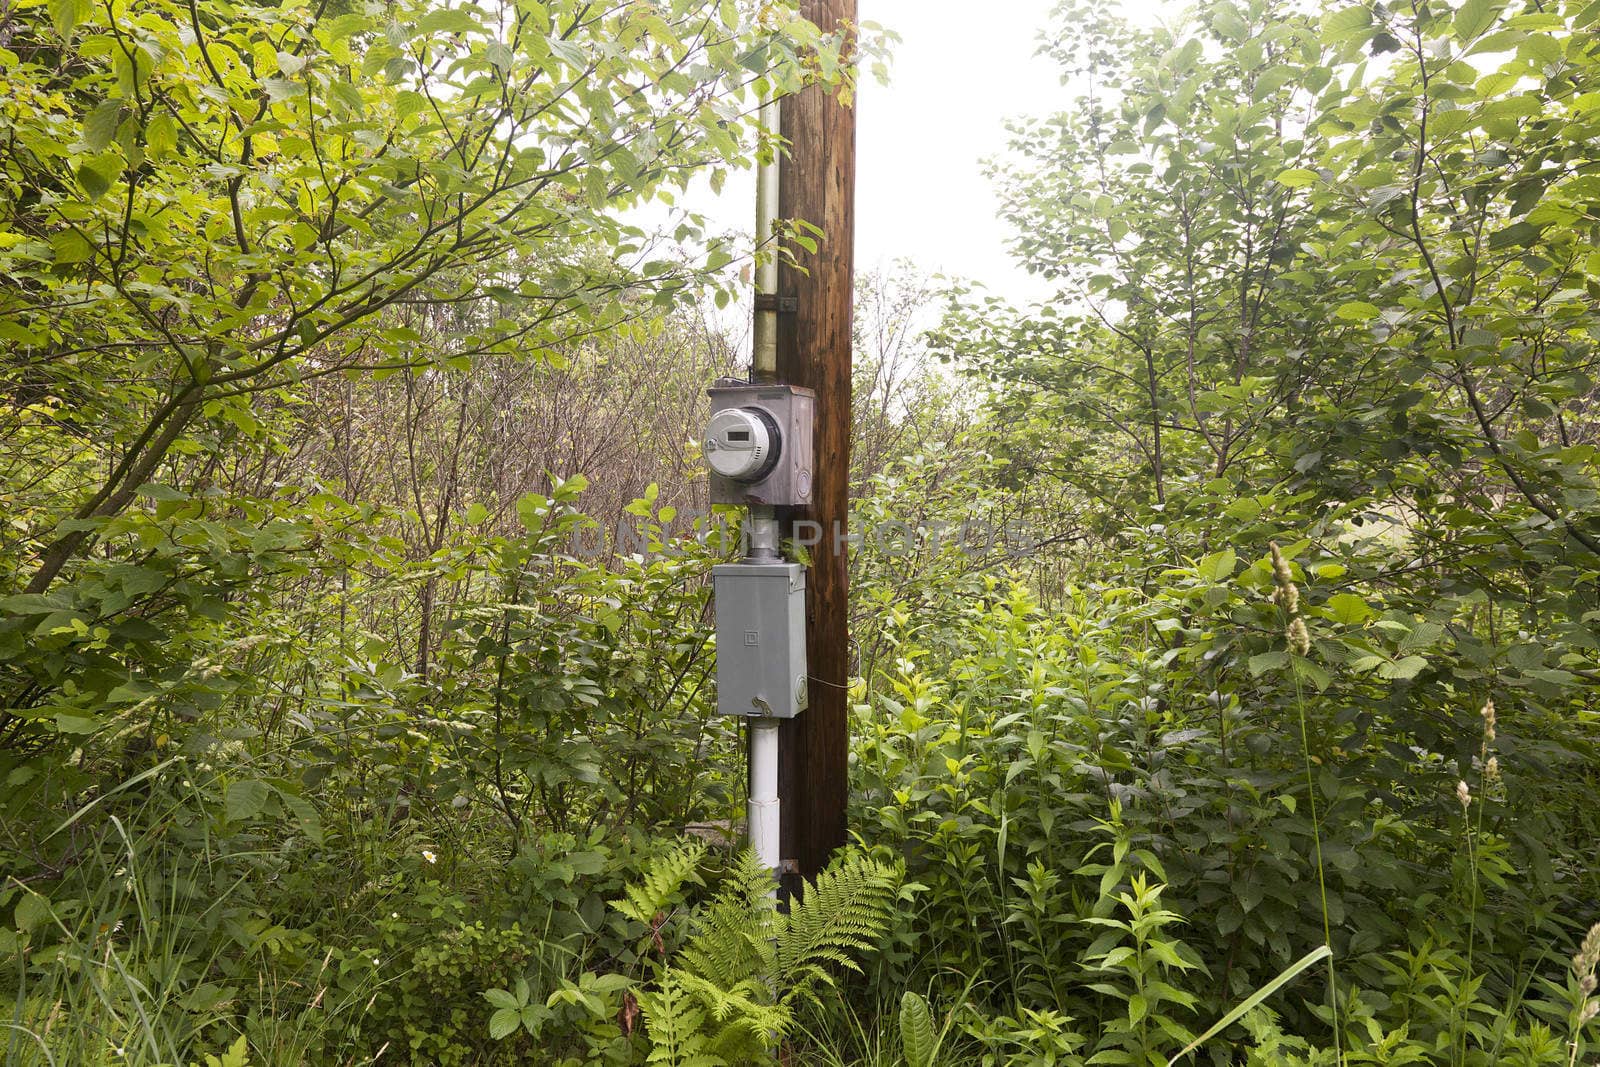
746,91,783,880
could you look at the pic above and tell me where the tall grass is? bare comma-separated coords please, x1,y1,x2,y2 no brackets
4,772,385,1067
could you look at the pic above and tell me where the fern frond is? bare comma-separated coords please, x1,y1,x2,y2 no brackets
637,847,897,1066
660,969,786,1067
678,849,778,988
777,851,900,1005
676,972,781,1026
683,972,787,1062
706,1012,785,1063
725,846,783,903
614,839,708,926
638,971,728,1067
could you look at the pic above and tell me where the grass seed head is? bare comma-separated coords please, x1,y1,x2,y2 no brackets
1269,542,1300,615
1574,922,1600,979
1287,616,1311,656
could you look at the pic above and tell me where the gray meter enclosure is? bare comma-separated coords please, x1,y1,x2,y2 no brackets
706,380,815,507
713,562,808,719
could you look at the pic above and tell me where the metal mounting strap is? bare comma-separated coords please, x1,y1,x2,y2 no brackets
754,294,799,314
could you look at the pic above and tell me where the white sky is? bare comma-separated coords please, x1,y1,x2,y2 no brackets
855,0,1072,302
664,1,1181,305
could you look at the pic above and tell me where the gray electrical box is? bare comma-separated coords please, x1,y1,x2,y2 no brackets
713,562,808,718
705,380,815,507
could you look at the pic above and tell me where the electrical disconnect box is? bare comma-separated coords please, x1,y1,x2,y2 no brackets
713,562,808,719
705,380,815,507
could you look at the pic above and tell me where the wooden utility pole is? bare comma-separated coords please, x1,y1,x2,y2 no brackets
776,0,855,881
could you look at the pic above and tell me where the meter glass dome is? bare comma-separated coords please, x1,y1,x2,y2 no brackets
705,407,780,482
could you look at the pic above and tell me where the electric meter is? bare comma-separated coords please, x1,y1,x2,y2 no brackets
705,407,781,483
705,380,815,507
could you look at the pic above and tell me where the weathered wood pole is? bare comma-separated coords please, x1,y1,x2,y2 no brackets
776,0,855,881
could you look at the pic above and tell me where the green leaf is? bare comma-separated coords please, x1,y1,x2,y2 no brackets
1292,656,1331,691
329,81,365,114
1378,655,1428,681
75,159,119,201
145,113,177,157
1249,651,1289,676
14,893,53,934
49,0,90,34
1211,5,1247,41
738,42,769,73
415,7,482,35
464,503,490,525
1454,0,1500,39
0,319,41,345
225,779,272,823
106,678,158,703
394,90,428,122
264,78,305,103
1324,593,1372,625
552,473,589,501
1275,168,1320,189
83,100,124,152
488,1007,521,1041
50,230,93,264
590,973,632,994
1253,66,1297,99
483,988,521,1011
276,789,324,845
1333,301,1380,322
55,711,104,734
207,1036,250,1067
1196,549,1236,582
136,482,188,501
1488,221,1542,250
900,991,938,1067
548,36,586,68
1322,5,1373,39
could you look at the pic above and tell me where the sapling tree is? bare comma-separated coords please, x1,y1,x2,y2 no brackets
1,0,851,589
0,0,863,755
944,0,1330,516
